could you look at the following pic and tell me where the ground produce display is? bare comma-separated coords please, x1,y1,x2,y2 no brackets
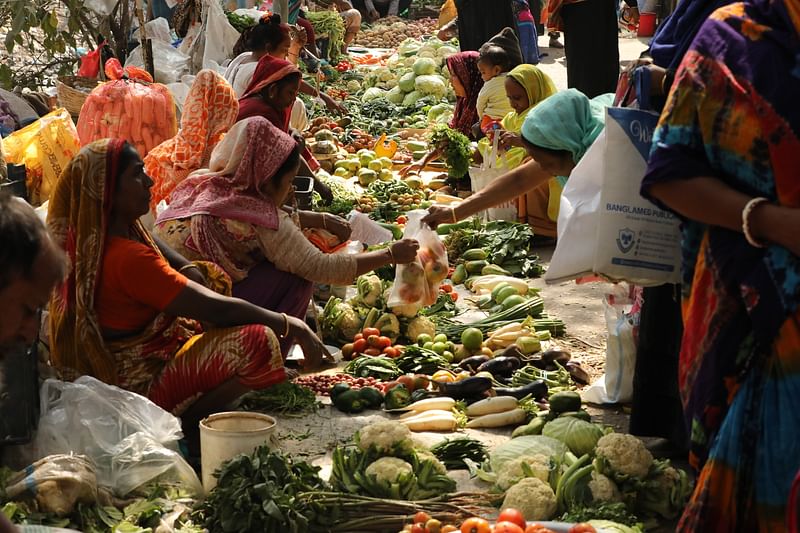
0,11,697,533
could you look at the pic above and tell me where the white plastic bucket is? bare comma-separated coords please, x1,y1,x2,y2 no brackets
199,411,278,491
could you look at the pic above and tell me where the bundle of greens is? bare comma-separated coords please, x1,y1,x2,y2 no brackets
429,124,472,179
306,11,346,63
195,447,329,533
430,437,489,470
446,220,544,277
236,382,320,417
313,173,358,216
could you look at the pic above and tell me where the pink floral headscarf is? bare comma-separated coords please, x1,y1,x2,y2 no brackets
156,116,297,230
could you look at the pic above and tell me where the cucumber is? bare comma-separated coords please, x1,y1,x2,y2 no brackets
436,220,474,235
490,282,512,302
501,294,527,310
451,264,467,285
548,391,582,414
407,140,428,152
378,223,403,240
465,260,489,274
511,416,546,438
482,264,511,276
494,285,519,304
461,248,488,261
412,150,428,160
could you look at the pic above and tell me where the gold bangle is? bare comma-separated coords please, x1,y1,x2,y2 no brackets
742,197,769,248
280,313,290,339
450,207,458,223
178,263,198,274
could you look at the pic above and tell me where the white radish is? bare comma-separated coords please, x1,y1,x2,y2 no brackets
465,396,519,417
399,409,454,421
402,397,456,413
401,413,458,432
465,408,528,428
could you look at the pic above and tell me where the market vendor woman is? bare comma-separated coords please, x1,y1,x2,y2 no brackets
155,117,420,337
47,139,329,428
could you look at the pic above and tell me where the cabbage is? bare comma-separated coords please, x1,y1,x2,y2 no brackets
412,57,437,76
436,45,458,58
427,103,453,124
362,87,386,103
542,417,606,457
398,72,416,92
398,39,421,57
386,86,405,104
375,67,394,82
403,56,416,68
346,79,361,92
414,75,447,98
402,90,421,106
466,435,568,484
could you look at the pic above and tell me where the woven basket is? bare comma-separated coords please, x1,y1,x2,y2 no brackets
56,76,98,117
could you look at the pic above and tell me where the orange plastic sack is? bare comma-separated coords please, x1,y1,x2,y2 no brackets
76,79,177,157
2,108,80,206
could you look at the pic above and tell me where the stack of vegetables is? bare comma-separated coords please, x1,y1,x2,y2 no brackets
354,17,440,48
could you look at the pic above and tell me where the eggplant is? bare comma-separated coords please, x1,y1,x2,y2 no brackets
566,361,591,385
524,357,549,370
476,356,522,378
542,349,571,366
459,355,491,372
498,345,525,359
493,379,549,400
434,376,493,399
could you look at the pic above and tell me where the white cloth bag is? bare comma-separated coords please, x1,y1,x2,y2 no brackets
545,107,682,286
469,133,517,222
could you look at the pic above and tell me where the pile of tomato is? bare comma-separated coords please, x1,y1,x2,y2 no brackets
341,327,406,360
335,60,354,72
398,510,599,533
439,283,458,302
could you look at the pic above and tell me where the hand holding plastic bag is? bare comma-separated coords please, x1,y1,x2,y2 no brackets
387,210,449,309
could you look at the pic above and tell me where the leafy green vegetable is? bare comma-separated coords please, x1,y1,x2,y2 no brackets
306,11,346,63
236,382,320,417
542,417,606,457
195,447,329,533
430,437,488,470
344,355,401,380
429,124,472,179
561,502,642,527
445,220,543,277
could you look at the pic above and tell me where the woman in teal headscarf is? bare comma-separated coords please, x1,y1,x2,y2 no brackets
423,88,613,231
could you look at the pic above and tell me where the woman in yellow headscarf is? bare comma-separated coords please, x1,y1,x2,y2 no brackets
476,63,559,237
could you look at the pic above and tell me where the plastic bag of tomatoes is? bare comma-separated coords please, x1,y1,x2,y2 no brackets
387,210,449,310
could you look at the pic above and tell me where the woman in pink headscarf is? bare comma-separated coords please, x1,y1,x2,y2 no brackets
155,117,419,348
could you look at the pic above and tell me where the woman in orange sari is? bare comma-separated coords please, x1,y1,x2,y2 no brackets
143,70,239,212
47,139,329,430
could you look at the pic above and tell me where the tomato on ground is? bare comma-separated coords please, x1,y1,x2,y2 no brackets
413,511,431,524
378,336,392,349
495,522,525,533
362,327,381,337
363,348,382,356
460,517,491,533
567,524,597,533
497,509,527,529
367,335,383,348
352,339,367,353
525,525,556,533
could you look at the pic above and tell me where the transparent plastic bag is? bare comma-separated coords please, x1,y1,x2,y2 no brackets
5,454,97,516
387,210,449,309
34,377,202,497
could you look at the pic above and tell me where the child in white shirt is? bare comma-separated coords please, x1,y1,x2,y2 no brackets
476,43,516,134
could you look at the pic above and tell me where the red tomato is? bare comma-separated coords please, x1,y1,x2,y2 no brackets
497,509,526,529
378,336,392,349
363,348,382,356
397,215,408,224
413,511,431,524
354,333,364,341
383,347,399,358
362,327,381,337
352,339,367,353
450,292,459,302
567,525,597,533
367,334,382,348
460,518,491,533
525,525,556,533
495,522,525,533
440,284,453,293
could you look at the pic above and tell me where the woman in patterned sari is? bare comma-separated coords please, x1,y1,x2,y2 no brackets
642,0,800,529
47,139,329,429
143,70,239,213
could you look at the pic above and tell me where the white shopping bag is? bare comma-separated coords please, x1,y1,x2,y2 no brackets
545,107,681,286
469,133,517,222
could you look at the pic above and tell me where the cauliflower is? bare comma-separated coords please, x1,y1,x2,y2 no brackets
495,454,551,491
357,421,414,455
588,471,622,503
416,451,447,475
636,460,692,519
365,457,413,484
414,75,447,98
595,433,653,480
406,316,435,341
374,313,401,342
392,302,422,318
502,477,557,522
356,274,383,306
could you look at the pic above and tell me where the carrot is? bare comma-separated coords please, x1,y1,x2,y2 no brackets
141,90,154,125
141,127,155,153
